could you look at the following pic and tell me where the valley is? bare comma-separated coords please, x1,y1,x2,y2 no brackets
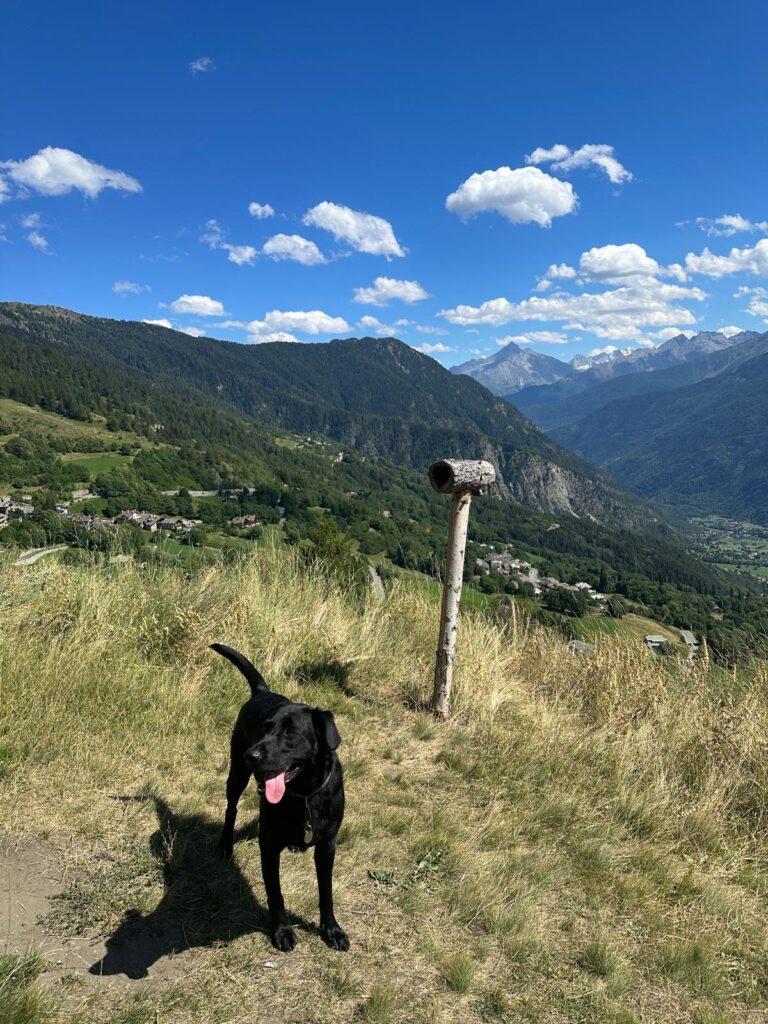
2,305,767,668
451,328,768,529
692,516,768,582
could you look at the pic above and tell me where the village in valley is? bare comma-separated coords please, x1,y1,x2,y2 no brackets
475,548,700,659
2,484,702,660
0,492,260,537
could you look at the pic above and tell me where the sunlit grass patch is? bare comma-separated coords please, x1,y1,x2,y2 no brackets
1,549,768,1023
0,952,48,1024
359,983,397,1023
439,951,475,993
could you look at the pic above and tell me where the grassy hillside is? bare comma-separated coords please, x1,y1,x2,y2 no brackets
2,551,768,1023
6,344,763,660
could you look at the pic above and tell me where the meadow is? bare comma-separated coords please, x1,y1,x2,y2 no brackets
1,548,768,1023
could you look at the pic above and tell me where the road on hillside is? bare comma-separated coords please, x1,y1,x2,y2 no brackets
12,545,68,566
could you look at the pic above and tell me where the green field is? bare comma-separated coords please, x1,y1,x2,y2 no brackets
692,516,768,586
0,398,143,445
58,452,134,475
396,571,495,611
571,612,686,651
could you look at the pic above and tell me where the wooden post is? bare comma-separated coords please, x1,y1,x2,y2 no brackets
428,459,496,720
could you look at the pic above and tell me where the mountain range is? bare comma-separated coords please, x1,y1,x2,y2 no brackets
506,329,768,524
0,302,656,530
452,329,756,397
451,341,577,394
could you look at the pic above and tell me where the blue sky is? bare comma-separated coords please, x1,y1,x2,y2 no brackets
2,0,767,366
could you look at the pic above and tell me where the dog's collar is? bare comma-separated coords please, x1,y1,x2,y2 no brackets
284,761,335,802
285,761,335,846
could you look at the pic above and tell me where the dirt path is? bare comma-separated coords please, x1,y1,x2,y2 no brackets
12,545,67,566
368,564,386,602
0,834,194,997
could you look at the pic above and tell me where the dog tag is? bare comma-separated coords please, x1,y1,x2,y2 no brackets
304,823,314,845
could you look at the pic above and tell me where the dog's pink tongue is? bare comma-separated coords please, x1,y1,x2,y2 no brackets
265,772,286,804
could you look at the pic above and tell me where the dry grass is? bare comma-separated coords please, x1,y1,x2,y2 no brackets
1,548,768,1022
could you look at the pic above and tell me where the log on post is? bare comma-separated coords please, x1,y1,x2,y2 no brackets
428,459,496,720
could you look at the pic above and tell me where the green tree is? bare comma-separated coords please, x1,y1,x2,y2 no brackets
544,587,590,618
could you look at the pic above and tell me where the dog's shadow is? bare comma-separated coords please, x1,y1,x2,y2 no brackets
89,796,306,979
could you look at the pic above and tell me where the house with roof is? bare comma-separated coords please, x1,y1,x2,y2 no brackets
679,630,700,657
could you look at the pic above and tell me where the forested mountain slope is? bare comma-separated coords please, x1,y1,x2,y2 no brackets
0,302,658,529
553,345,768,523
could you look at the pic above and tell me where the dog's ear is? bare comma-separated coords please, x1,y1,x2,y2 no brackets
312,708,341,750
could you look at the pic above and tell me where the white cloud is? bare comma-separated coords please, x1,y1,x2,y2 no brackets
261,233,326,265
497,330,568,345
353,276,428,306
648,327,696,341
303,201,405,257
543,244,686,286
142,318,173,329
0,223,7,242
739,287,768,320
170,294,225,316
0,178,9,203
579,243,662,281
695,213,768,237
415,341,455,354
358,315,399,337
525,144,571,165
526,143,633,184
250,331,301,344
178,326,206,337
113,280,149,294
719,325,745,337
26,231,52,254
189,56,215,74
589,345,620,357
200,219,257,265
685,239,768,278
248,201,275,219
439,280,706,340
545,262,578,280
224,244,258,266
246,309,350,341
415,325,449,336
1,146,141,198
20,212,42,229
446,165,577,227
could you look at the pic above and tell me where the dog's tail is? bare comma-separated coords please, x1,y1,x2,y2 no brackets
210,643,270,694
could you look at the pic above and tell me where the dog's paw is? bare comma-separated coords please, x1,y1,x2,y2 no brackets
321,922,350,952
272,925,298,952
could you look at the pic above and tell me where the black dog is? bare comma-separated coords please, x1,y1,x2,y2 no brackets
211,643,349,952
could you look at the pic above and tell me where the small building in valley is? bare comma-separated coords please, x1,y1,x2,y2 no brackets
679,630,700,657
644,634,669,653
229,514,261,529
